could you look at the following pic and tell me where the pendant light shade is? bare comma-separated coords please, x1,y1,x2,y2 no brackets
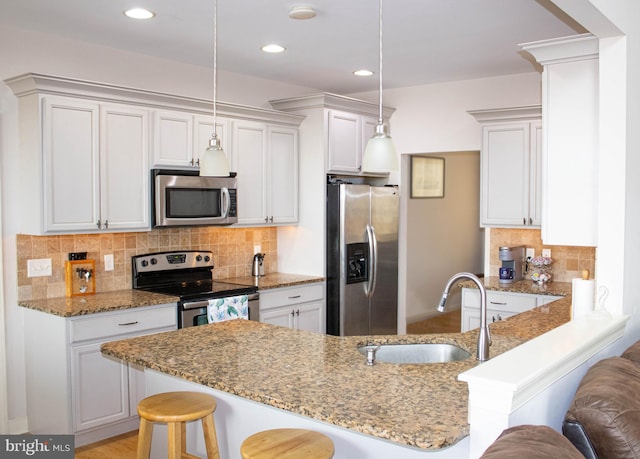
362,0,398,173
200,0,230,177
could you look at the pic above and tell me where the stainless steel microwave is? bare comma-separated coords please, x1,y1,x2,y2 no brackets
152,169,237,227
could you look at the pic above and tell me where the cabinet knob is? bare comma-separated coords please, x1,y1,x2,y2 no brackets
523,217,526,225
269,216,274,223
104,220,109,229
195,159,200,167
295,309,300,316
265,216,269,223
96,220,101,229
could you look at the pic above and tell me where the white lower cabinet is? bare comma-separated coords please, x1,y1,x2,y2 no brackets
23,303,177,447
461,288,562,332
259,283,325,333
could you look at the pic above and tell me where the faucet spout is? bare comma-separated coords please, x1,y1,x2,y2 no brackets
436,272,491,361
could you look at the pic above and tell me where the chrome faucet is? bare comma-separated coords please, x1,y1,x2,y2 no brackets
437,272,491,361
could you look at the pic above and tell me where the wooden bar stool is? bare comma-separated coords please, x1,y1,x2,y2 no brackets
240,428,334,459
137,391,220,459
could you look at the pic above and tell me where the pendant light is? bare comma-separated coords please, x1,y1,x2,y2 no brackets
362,0,398,173
200,0,230,177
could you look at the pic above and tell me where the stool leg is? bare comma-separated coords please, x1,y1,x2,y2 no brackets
168,421,182,459
181,422,187,455
201,414,220,459
136,418,153,459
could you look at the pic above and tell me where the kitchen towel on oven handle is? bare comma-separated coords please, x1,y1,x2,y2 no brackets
207,295,249,323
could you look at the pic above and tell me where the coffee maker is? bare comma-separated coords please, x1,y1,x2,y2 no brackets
498,246,525,284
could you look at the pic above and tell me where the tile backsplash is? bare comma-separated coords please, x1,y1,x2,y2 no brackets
17,227,277,301
489,228,596,283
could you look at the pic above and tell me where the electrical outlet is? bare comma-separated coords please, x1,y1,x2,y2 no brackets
104,254,114,271
27,258,52,277
254,245,262,254
542,248,551,258
525,248,535,261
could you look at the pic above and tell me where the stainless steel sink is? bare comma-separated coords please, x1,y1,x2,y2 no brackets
358,343,471,364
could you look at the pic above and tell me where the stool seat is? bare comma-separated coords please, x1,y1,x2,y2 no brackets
240,428,334,459
137,391,220,459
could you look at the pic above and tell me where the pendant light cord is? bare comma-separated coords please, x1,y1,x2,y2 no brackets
378,0,383,125
212,0,218,134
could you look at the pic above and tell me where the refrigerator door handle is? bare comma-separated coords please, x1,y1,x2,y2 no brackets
365,224,378,298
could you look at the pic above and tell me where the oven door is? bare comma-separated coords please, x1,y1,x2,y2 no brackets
179,293,259,328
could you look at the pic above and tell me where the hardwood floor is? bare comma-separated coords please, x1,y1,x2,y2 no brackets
407,308,461,334
74,430,138,458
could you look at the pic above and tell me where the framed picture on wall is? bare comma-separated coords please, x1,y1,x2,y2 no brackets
410,156,445,198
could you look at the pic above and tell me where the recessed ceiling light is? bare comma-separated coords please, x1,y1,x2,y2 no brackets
261,44,286,54
354,69,374,77
289,6,316,20
124,8,155,19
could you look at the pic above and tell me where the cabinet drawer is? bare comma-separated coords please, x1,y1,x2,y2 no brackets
260,283,324,310
462,289,537,313
70,304,176,343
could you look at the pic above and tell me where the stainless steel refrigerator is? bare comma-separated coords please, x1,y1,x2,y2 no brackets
326,183,399,336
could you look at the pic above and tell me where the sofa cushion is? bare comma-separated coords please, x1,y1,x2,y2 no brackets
565,357,640,459
621,339,640,365
480,425,583,458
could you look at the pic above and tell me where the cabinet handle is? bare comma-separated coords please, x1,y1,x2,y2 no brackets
265,216,269,223
104,220,109,229
489,301,507,306
288,295,302,300
523,217,526,225
529,217,533,225
195,158,200,167
289,310,295,317
96,220,101,229
295,309,300,316
269,216,274,223
118,321,139,326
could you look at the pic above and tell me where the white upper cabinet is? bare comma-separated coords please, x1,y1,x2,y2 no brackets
6,74,303,234
470,106,542,228
521,34,599,247
41,96,149,233
152,110,230,169
232,121,298,225
270,93,394,177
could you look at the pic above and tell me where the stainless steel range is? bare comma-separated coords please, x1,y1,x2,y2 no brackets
132,250,259,328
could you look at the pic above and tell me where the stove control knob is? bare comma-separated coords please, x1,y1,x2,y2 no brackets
150,258,158,265
141,260,148,267
204,256,211,262
196,255,202,262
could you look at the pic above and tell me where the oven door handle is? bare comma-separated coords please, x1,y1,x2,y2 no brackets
182,300,210,310
182,293,259,310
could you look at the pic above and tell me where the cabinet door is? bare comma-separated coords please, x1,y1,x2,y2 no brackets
528,121,543,227
327,110,361,174
295,301,324,333
100,104,150,230
194,115,231,169
260,307,294,328
42,96,100,232
153,110,194,167
480,123,530,226
462,308,517,332
233,121,268,224
268,126,298,224
71,342,129,432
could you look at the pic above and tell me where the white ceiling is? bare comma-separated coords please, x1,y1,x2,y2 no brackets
0,0,586,94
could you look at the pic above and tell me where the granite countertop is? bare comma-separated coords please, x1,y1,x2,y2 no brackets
460,277,573,297
17,289,180,317
101,296,572,451
17,273,324,317
222,272,325,290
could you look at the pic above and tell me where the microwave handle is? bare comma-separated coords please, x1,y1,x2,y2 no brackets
221,187,230,218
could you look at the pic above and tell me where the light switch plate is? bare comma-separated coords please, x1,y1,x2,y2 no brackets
104,254,114,271
525,248,535,260
542,249,551,258
27,258,52,277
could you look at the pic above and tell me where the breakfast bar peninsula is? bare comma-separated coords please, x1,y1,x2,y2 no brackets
101,284,627,458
